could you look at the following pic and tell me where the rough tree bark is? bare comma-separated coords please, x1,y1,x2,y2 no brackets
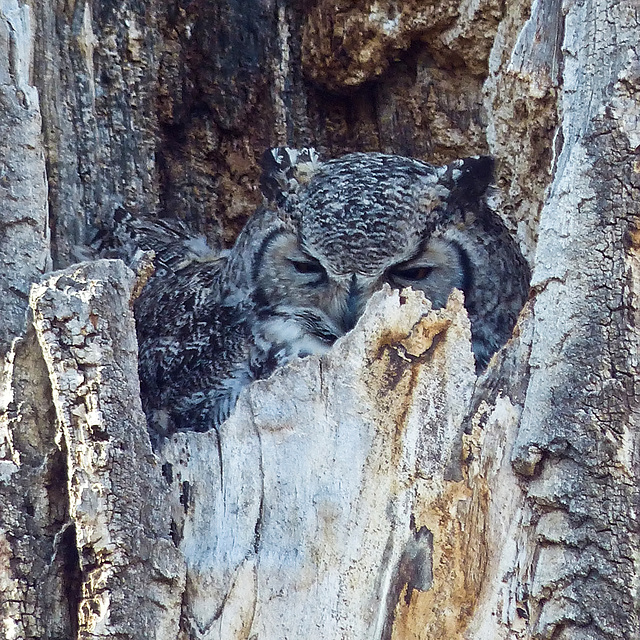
1,0,639,639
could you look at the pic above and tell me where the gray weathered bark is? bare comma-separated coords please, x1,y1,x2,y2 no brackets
1,0,639,638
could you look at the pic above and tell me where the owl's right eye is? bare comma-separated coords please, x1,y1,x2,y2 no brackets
288,258,327,283
289,259,323,274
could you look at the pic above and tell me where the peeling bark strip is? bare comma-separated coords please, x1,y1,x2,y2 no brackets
0,0,50,354
478,1,640,637
29,260,185,639
32,0,159,266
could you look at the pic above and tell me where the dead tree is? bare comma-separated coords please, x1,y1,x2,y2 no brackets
0,0,638,638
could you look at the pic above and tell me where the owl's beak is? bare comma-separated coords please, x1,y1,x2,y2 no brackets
341,274,363,333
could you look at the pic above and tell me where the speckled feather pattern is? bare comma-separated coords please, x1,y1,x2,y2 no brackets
295,154,449,275
101,151,530,440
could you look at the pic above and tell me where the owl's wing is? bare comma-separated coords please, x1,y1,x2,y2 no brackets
442,209,530,369
94,207,218,273
96,209,262,439
435,156,530,369
134,257,264,439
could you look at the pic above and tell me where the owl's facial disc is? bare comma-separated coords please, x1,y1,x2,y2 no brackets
254,230,343,348
255,228,469,360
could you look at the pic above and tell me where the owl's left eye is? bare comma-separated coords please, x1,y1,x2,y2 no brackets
390,265,434,281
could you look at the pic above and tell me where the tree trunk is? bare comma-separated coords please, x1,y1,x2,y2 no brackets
1,0,639,638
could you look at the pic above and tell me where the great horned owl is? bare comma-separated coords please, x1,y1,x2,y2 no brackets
103,149,529,440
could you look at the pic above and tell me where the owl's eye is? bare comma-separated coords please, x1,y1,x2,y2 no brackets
289,259,324,274
391,265,434,281
288,258,327,282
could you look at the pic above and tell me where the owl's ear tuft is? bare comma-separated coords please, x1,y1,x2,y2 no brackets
259,147,321,205
441,155,495,204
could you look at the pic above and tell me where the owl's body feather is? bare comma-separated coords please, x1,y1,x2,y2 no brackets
102,151,529,438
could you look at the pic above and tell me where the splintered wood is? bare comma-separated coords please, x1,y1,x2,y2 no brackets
160,286,493,639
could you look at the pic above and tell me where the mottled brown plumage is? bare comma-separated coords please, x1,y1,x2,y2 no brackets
101,149,530,440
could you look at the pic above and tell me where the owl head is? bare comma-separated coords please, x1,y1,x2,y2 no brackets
243,148,527,369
